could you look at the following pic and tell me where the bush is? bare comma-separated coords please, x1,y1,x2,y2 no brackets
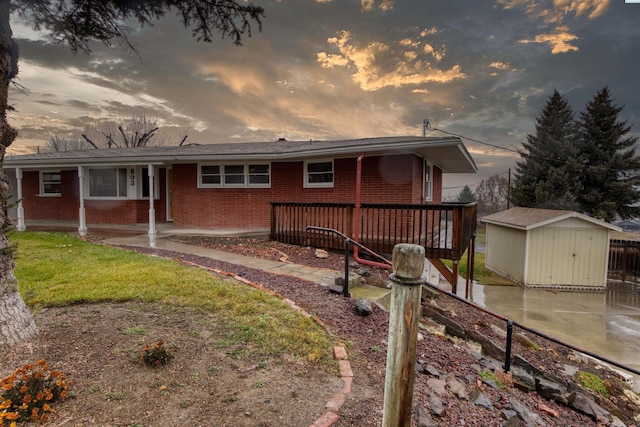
0,360,72,425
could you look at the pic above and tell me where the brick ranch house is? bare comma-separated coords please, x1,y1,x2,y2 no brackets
5,136,479,291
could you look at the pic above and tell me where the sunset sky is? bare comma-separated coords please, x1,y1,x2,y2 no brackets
7,0,640,196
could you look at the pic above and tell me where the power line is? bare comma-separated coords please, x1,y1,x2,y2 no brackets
430,126,521,154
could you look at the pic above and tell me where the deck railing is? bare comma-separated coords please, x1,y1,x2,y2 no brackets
270,202,477,262
609,239,640,283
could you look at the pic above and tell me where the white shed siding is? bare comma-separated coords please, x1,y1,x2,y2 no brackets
485,223,526,283
526,227,609,287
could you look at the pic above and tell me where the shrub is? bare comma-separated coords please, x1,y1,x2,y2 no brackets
139,340,173,368
0,360,72,425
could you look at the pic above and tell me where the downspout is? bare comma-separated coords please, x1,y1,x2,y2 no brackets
353,153,393,270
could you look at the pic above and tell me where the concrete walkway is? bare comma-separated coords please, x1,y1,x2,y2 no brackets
102,234,391,303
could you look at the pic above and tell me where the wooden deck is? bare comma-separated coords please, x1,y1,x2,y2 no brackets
270,202,478,291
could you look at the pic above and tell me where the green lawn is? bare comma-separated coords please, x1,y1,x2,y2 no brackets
9,231,335,363
444,229,515,286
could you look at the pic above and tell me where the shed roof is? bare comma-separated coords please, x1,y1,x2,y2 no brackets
5,136,477,173
481,207,621,231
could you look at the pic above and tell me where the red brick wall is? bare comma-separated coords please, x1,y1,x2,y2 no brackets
171,154,429,229
21,169,167,224
432,165,443,203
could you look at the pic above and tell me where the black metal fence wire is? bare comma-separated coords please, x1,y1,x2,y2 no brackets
425,281,640,379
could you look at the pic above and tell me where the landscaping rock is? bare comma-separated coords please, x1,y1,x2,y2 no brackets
315,248,328,258
515,332,539,350
470,388,494,410
511,367,536,393
446,376,468,400
428,392,446,416
536,377,569,405
429,311,466,339
466,329,506,361
415,405,436,427
510,398,546,426
354,298,373,316
568,391,612,423
427,378,447,396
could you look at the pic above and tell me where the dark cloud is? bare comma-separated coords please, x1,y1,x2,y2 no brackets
7,0,640,195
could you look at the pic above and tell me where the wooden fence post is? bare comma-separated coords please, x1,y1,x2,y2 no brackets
382,243,425,427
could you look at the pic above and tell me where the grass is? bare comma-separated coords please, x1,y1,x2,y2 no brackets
444,229,515,286
10,231,335,364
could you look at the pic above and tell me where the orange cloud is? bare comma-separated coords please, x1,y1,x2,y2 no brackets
519,26,579,54
317,30,466,91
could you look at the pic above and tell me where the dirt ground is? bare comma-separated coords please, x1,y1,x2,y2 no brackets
2,237,638,426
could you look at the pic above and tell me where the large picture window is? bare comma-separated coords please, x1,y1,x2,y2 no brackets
304,160,334,188
198,163,270,188
40,170,61,196
89,168,128,198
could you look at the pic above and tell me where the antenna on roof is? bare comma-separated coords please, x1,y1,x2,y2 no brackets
422,119,431,137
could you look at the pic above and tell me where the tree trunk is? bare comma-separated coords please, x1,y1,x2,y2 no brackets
0,2,38,348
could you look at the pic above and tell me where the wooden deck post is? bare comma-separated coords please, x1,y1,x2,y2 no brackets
382,243,425,427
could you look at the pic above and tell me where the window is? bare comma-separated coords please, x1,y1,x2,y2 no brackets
424,161,433,202
141,167,160,199
305,160,333,188
40,171,61,196
88,168,127,198
248,164,270,185
200,165,221,185
198,163,270,188
224,164,245,186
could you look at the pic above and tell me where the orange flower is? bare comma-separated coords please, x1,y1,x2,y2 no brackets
0,399,12,409
34,370,43,380
4,412,19,420
22,394,32,404
36,391,45,401
19,385,28,394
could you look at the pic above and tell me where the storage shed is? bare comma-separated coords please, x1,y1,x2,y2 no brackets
482,207,621,291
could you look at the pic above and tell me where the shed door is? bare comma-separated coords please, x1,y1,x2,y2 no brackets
528,228,605,287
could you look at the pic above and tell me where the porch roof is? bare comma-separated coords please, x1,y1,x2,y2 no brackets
5,136,477,173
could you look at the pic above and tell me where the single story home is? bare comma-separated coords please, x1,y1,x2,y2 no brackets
482,207,621,291
4,136,477,238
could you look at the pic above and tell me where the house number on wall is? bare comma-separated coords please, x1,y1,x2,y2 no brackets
130,169,135,186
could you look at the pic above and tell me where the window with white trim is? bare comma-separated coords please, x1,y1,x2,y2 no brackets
88,168,128,198
200,165,221,186
224,164,245,186
40,170,61,196
304,160,334,188
198,163,270,188
424,160,433,202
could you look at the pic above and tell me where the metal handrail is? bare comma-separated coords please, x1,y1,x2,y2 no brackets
305,225,392,297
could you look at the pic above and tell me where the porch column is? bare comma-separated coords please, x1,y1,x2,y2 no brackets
77,166,87,236
148,164,156,242
15,168,25,231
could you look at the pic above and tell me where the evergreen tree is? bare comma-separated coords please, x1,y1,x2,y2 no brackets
457,185,476,203
577,87,640,221
511,90,582,210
